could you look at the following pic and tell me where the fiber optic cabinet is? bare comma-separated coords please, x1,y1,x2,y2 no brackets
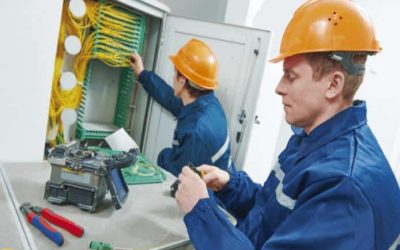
52,0,272,169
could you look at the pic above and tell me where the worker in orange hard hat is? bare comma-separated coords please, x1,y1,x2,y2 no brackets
130,39,234,178
174,1,400,249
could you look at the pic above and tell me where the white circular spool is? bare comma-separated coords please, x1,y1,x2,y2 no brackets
69,0,86,19
61,109,77,126
64,35,81,55
61,108,77,124
60,72,77,90
61,109,77,142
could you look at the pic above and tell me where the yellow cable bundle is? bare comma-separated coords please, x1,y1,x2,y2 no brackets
65,1,92,41
74,2,141,76
64,9,84,40
47,1,89,146
48,0,145,145
47,56,64,146
88,0,141,67
74,32,95,84
47,3,68,145
97,5,140,64
93,36,132,67
100,9,138,33
85,0,100,26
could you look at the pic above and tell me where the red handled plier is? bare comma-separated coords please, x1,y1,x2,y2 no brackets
19,202,84,246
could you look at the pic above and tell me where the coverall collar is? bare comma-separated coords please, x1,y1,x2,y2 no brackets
177,92,215,119
293,100,367,162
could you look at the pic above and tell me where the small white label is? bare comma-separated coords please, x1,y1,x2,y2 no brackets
105,128,139,152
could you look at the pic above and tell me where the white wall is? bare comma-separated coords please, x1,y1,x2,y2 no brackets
0,1,62,162
225,0,400,184
224,0,304,183
355,0,400,183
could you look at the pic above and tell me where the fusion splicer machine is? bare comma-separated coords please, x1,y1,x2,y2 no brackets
44,141,139,212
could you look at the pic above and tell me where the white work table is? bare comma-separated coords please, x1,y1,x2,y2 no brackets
0,165,28,249
0,162,192,250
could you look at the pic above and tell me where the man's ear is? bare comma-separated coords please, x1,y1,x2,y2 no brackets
177,74,187,86
326,71,345,99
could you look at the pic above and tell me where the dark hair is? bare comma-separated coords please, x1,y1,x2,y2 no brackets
176,70,212,98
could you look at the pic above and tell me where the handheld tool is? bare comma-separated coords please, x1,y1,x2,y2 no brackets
170,163,204,197
19,202,84,246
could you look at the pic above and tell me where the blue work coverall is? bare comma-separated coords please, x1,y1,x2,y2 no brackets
183,101,400,249
138,70,233,176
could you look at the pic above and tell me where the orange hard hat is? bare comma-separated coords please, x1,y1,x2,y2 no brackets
169,39,218,90
270,0,381,63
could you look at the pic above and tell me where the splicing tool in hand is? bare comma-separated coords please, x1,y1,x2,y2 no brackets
19,202,84,246
170,162,205,197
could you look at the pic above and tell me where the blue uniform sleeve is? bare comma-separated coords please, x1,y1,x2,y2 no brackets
184,198,255,250
138,70,183,116
263,177,375,249
216,171,262,220
157,132,212,177
185,177,377,250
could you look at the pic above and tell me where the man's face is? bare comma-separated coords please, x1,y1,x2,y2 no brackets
275,55,329,134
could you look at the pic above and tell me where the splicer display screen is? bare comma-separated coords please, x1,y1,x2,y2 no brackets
111,168,128,203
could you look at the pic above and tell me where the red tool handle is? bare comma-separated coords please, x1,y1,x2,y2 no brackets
41,208,84,237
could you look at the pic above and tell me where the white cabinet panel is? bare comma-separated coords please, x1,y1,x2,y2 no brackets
145,15,271,168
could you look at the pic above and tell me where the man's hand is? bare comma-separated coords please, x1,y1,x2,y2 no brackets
175,166,209,214
198,164,230,192
129,51,144,77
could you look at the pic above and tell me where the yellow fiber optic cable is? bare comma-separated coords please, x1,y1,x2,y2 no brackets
48,0,145,145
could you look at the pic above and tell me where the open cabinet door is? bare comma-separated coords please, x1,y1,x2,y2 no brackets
144,15,271,169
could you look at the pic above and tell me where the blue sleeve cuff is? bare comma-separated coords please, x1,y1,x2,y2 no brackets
184,198,215,233
216,171,241,200
183,198,255,249
138,70,150,83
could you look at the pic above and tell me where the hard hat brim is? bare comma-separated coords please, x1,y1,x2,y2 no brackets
269,53,287,63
